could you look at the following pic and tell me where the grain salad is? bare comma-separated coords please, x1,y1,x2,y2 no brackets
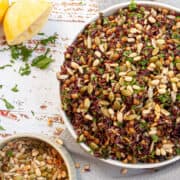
58,1,180,164
0,138,69,179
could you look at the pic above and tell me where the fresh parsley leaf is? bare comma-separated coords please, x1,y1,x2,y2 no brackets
10,45,21,59
31,49,54,69
0,85,3,89
115,66,120,74
10,45,33,62
19,63,31,76
103,17,109,25
139,121,148,130
123,50,132,57
19,45,33,61
31,110,35,116
139,59,148,68
158,93,171,104
98,68,104,74
11,84,19,92
1,98,14,110
151,135,159,143
6,150,13,157
126,57,133,63
172,32,180,39
177,93,180,102
176,148,180,155
0,126,5,131
0,64,12,70
40,33,58,45
129,0,137,11
38,32,45,36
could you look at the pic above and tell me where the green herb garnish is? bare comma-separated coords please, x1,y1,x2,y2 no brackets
138,59,148,69
129,0,137,11
176,148,180,155
11,84,19,92
19,63,31,76
6,150,13,157
115,66,120,74
1,98,14,110
0,85,3,89
98,68,104,74
177,93,180,102
103,17,109,25
0,64,12,70
31,110,35,116
158,93,171,105
151,135,159,143
123,50,132,57
0,126,5,131
139,121,148,130
40,33,58,45
126,57,133,63
38,32,45,36
31,48,54,69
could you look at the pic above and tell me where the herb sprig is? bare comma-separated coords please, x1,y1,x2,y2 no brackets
1,98,14,110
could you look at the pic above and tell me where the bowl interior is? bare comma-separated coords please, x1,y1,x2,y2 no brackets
0,134,77,179
60,1,180,169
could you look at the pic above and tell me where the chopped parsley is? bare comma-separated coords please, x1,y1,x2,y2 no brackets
40,33,58,46
11,84,19,92
98,68,104,74
176,148,180,155
126,57,133,63
19,63,31,76
158,93,171,105
177,93,180,102
138,59,148,69
129,0,137,11
115,66,120,74
123,50,132,57
103,17,109,25
31,49,54,69
1,98,14,110
31,110,35,116
151,135,159,143
139,121,148,130
0,126,5,131
38,32,45,36
6,150,13,157
172,32,180,39
0,64,12,70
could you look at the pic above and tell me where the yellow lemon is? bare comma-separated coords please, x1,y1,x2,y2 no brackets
3,0,52,45
0,0,9,23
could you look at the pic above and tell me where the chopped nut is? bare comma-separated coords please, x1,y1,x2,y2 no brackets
83,164,90,172
75,162,80,169
121,168,128,175
47,118,53,126
148,16,156,23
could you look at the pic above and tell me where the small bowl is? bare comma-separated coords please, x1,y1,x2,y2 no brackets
60,1,180,169
0,134,77,180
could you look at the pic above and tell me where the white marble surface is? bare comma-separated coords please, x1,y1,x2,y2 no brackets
0,0,179,180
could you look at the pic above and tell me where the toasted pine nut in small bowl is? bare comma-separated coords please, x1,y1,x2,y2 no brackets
0,134,77,180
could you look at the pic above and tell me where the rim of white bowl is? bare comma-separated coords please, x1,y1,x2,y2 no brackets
60,1,180,169
0,134,77,180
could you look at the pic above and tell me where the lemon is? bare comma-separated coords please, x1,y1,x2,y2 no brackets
3,0,52,45
0,0,9,23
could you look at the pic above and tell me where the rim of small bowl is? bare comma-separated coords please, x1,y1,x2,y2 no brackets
0,134,77,180
59,1,180,169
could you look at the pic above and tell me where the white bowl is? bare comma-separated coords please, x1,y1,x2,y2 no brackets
0,134,77,180
60,1,180,169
